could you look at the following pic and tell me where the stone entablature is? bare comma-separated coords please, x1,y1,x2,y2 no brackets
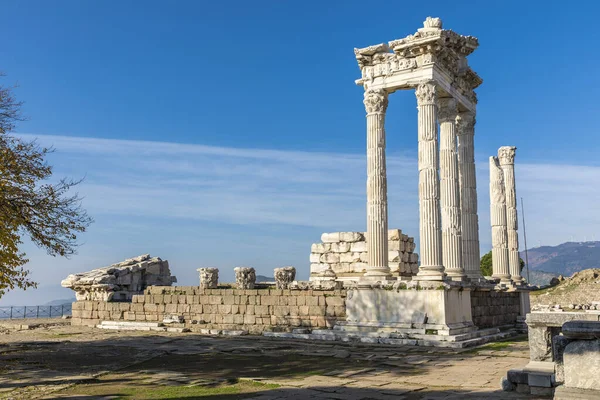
354,17,481,111
309,230,418,280
61,254,176,302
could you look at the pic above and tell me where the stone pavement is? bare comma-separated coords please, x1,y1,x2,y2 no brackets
0,320,545,399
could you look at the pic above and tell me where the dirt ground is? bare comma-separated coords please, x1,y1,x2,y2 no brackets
0,319,544,400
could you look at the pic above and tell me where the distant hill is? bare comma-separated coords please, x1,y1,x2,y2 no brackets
526,270,559,287
256,275,275,282
520,241,600,276
44,298,76,306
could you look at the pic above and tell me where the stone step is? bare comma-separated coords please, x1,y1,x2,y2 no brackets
411,327,500,342
262,328,519,349
99,321,163,328
335,325,426,335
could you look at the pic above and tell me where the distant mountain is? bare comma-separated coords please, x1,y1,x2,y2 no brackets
44,298,76,306
520,241,600,276
256,275,275,282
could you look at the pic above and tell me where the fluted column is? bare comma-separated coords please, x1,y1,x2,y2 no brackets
489,156,512,284
498,146,523,284
414,82,445,281
456,112,482,281
438,98,465,281
363,89,391,280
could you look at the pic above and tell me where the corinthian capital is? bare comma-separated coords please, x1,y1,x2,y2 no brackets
363,89,388,114
456,112,475,136
437,97,457,123
498,146,517,166
415,81,437,106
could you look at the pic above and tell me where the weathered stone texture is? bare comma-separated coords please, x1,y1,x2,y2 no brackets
71,285,347,334
310,230,418,280
197,268,219,289
61,254,176,302
234,267,256,289
470,290,520,328
564,339,600,390
274,267,296,289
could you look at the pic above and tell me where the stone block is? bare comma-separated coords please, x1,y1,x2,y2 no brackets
528,373,554,388
309,253,321,263
388,229,402,240
320,253,340,263
564,339,600,390
308,306,326,315
321,232,340,243
515,384,530,394
340,232,364,242
311,243,331,253
350,242,367,252
330,242,351,253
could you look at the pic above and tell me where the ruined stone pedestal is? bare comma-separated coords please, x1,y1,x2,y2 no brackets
234,267,256,289
197,268,219,289
274,267,296,289
61,254,176,301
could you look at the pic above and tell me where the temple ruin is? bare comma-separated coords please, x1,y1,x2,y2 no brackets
63,17,531,348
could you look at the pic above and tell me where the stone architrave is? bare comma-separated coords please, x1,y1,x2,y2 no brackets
456,112,482,281
61,254,176,301
234,267,256,289
414,82,445,281
197,268,219,289
362,88,392,280
498,146,523,284
489,157,511,283
438,97,465,281
274,266,296,289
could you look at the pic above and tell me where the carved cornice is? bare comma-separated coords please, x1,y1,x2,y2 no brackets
415,82,437,106
363,89,388,114
456,112,475,135
498,146,517,166
437,97,457,122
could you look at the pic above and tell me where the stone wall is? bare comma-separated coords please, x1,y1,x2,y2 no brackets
310,230,418,279
471,290,520,328
71,285,347,335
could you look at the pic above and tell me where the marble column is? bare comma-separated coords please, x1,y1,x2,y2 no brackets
498,146,523,284
489,156,512,284
414,82,445,281
456,112,482,281
438,98,465,281
363,89,391,280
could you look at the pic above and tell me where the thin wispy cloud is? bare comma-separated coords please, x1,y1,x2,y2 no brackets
1,133,597,305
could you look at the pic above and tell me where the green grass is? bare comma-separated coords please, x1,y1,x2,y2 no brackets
59,380,280,400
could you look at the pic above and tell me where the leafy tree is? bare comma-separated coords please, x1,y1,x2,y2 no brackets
480,250,525,277
0,74,92,297
480,251,493,276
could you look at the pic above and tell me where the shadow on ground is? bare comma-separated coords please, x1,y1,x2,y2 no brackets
0,329,534,399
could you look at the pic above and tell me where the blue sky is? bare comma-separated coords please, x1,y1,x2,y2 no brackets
1,1,599,305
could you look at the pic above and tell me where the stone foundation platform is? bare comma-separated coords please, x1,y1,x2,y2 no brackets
71,282,529,349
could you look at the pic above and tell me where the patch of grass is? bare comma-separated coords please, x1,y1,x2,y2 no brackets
463,335,528,354
58,379,279,399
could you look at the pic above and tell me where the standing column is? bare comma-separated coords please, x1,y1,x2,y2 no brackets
498,146,523,284
489,156,512,284
438,98,465,281
414,82,445,281
363,89,391,280
456,112,482,281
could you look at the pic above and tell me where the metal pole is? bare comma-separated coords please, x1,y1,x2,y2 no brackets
61,304,64,317
36,306,39,318
24,306,26,319
49,306,52,318
521,197,531,284
10,307,12,319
